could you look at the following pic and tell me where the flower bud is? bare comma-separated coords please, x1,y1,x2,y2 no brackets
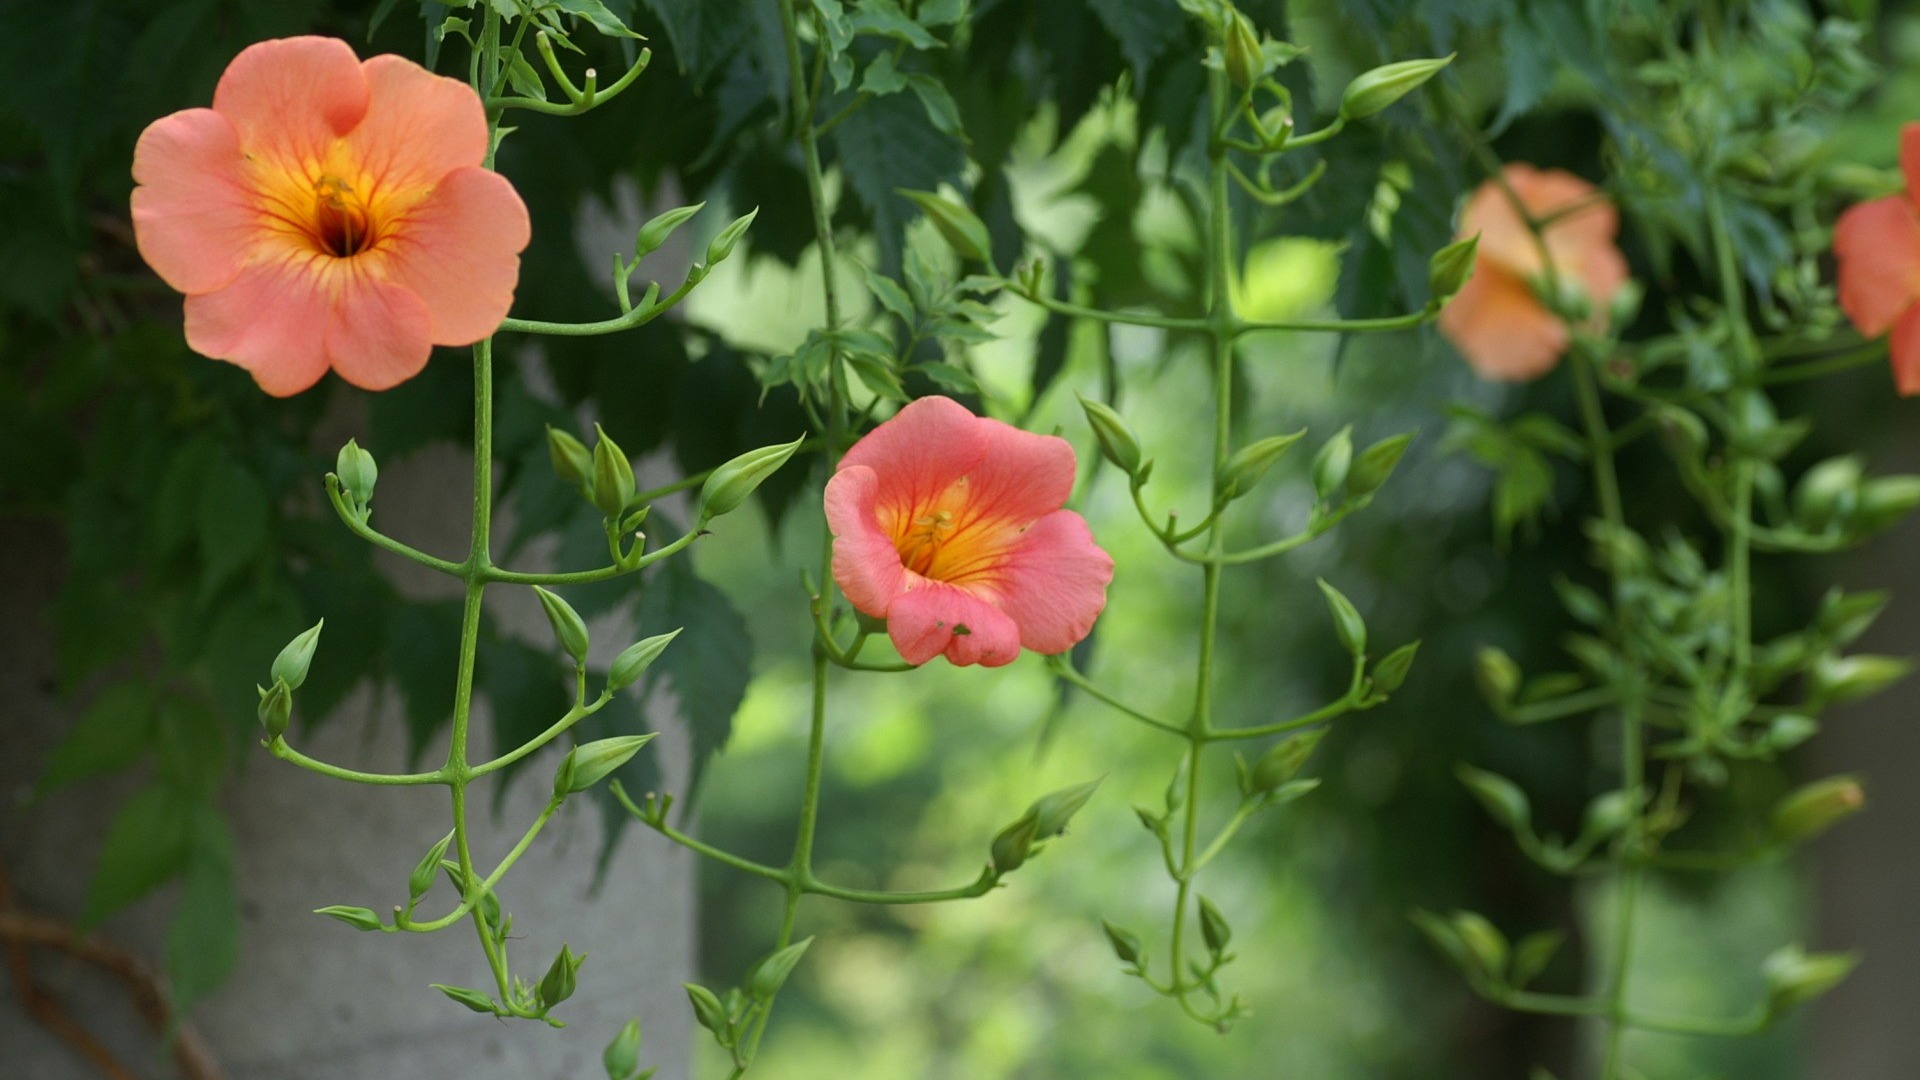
698,435,806,521
1317,578,1366,656
539,943,585,1008
1197,895,1232,954
1763,945,1858,1015
1101,920,1144,967
1855,475,1920,534
1810,653,1911,705
1474,646,1521,709
1456,763,1531,832
1340,55,1453,120
1347,432,1414,498
1030,778,1103,839
1249,728,1325,794
408,830,454,903
534,587,591,664
257,678,292,740
548,425,593,489
1766,713,1819,751
633,202,704,260
1427,236,1478,300
990,810,1039,876
685,983,732,1042
1451,910,1509,977
556,735,656,796
746,937,813,1000
1580,790,1636,841
609,629,681,693
1370,640,1419,695
336,439,378,507
897,189,993,265
1215,430,1306,502
705,207,758,267
1773,775,1865,845
316,904,384,932
591,425,636,518
271,620,325,692
1310,426,1352,500
1794,455,1862,532
1223,10,1265,90
1077,395,1144,477
434,984,499,1014
603,1018,644,1080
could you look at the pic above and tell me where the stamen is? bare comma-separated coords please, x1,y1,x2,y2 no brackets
897,510,954,576
311,176,373,257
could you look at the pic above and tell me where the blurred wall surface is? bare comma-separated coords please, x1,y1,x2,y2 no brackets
1,445,694,1080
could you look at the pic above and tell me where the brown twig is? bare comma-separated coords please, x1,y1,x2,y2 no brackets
0,863,222,1080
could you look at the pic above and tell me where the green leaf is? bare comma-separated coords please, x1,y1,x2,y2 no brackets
638,553,751,804
82,786,193,926
37,682,155,797
847,0,938,48
833,91,966,268
506,49,548,101
1087,0,1184,77
386,601,466,766
905,74,965,141
480,635,573,796
156,697,230,801
897,188,992,264
196,454,271,602
166,812,238,1009
859,51,907,95
551,0,643,38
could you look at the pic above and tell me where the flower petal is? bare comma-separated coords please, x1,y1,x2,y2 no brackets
1437,261,1569,382
1463,165,1618,287
130,109,254,295
213,36,368,164
1834,195,1920,336
887,583,1021,668
839,395,988,511
379,166,529,344
1892,303,1920,397
955,416,1078,527
990,510,1113,655
825,465,908,618
323,267,435,391
1904,123,1920,207
182,255,333,396
347,54,491,196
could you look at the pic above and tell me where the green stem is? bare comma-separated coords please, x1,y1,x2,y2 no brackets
269,739,445,786
467,693,612,779
1047,657,1185,737
798,868,996,906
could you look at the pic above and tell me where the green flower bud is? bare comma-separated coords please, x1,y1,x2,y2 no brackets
698,435,806,521
1580,790,1636,842
1197,895,1232,954
1763,945,1858,1015
1030,778,1103,839
257,679,292,740
1773,775,1865,845
1474,646,1521,709
1451,910,1509,977
1311,426,1352,500
1101,920,1144,966
1456,763,1531,832
540,943,585,1008
684,983,732,1042
1215,430,1307,502
1249,728,1325,794
608,629,681,693
1077,395,1144,476
990,810,1040,876
336,439,378,506
1317,578,1366,656
1370,640,1420,695
316,905,384,932
1427,235,1478,300
556,735,657,796
746,937,813,1000
1340,55,1453,119
1766,713,1819,751
271,620,325,692
705,207,758,267
633,202,704,260
591,425,637,518
548,425,593,489
603,1018,644,1080
534,587,592,665
408,830,454,903
1856,475,1920,534
1223,10,1265,90
1811,653,1911,705
1349,432,1414,498
897,189,993,265
433,983,498,1014
1509,930,1564,989
1794,456,1862,531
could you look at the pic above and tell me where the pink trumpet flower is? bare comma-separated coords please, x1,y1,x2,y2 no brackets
1833,123,1920,396
131,36,531,396
825,396,1115,668
1438,164,1629,382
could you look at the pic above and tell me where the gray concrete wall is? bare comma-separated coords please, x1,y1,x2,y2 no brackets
0,441,694,1080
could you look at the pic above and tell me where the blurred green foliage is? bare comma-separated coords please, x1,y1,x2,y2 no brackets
3,0,1915,1075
